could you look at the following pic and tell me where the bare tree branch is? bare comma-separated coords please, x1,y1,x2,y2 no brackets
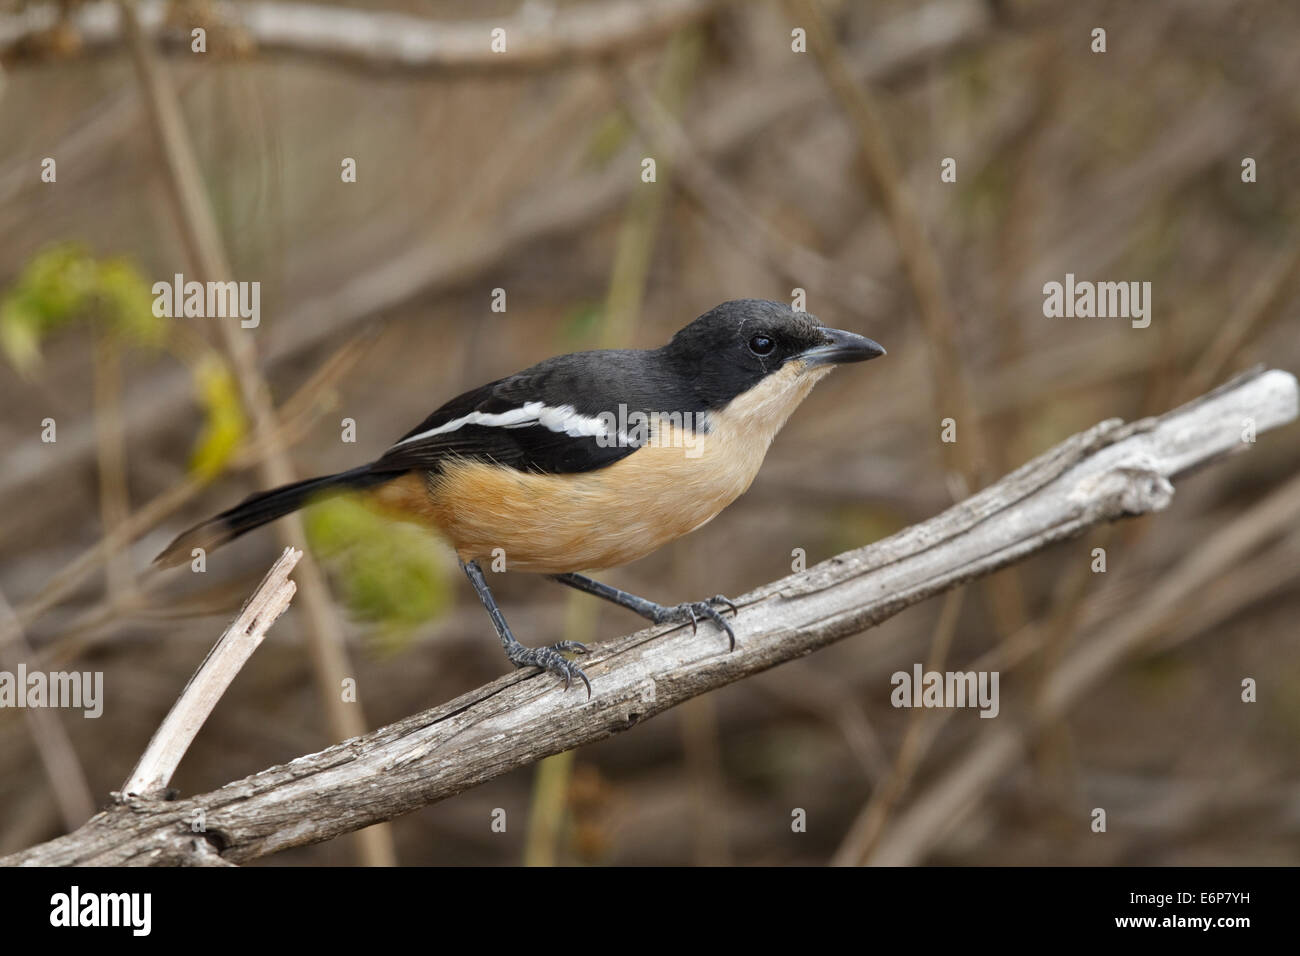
1,0,719,72
3,367,1294,867
122,548,300,798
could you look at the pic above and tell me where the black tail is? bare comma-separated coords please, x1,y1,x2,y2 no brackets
155,465,392,567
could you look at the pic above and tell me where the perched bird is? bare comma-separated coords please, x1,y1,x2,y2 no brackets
158,299,884,696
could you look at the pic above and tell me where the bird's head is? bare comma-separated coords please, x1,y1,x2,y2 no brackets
662,299,885,415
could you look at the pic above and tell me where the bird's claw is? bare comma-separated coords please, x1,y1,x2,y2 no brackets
507,642,592,699
656,595,739,651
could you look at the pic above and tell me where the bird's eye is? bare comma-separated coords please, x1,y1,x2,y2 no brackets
748,334,775,356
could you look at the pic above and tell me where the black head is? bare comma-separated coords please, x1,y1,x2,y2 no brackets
661,299,885,409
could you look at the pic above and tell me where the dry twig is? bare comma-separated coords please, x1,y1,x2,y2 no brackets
121,548,301,798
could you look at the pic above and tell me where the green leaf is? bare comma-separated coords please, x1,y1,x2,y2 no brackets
187,357,247,480
95,258,166,348
0,297,44,374
0,243,164,373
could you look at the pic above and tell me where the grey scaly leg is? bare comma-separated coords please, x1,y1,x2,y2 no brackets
550,572,738,651
460,559,591,697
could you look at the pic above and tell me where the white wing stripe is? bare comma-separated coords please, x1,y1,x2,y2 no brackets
390,401,612,448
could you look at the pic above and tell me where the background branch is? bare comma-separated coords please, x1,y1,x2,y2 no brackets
0,592,95,831
1,0,719,73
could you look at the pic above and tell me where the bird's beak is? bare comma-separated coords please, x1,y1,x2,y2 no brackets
799,327,886,367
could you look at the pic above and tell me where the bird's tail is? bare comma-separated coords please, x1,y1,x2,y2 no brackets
154,465,393,567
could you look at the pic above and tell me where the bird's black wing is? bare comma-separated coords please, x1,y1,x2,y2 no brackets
367,350,673,477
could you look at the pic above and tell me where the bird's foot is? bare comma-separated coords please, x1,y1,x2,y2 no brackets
505,641,592,698
651,595,739,650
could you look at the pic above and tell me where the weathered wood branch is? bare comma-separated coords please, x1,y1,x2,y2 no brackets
1,0,718,72
4,367,1295,866
121,548,300,798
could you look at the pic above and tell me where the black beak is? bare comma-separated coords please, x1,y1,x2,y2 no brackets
800,327,886,367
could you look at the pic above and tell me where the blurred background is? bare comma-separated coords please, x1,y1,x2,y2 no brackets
1,0,1298,865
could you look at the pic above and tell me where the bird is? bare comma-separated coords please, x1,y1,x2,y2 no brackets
157,299,885,696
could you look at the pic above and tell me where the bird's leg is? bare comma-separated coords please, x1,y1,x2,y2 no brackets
459,559,591,697
549,572,738,651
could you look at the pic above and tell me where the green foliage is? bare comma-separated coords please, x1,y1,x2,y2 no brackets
96,258,165,347
1,244,253,483
0,243,163,374
188,356,248,481
304,495,453,652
